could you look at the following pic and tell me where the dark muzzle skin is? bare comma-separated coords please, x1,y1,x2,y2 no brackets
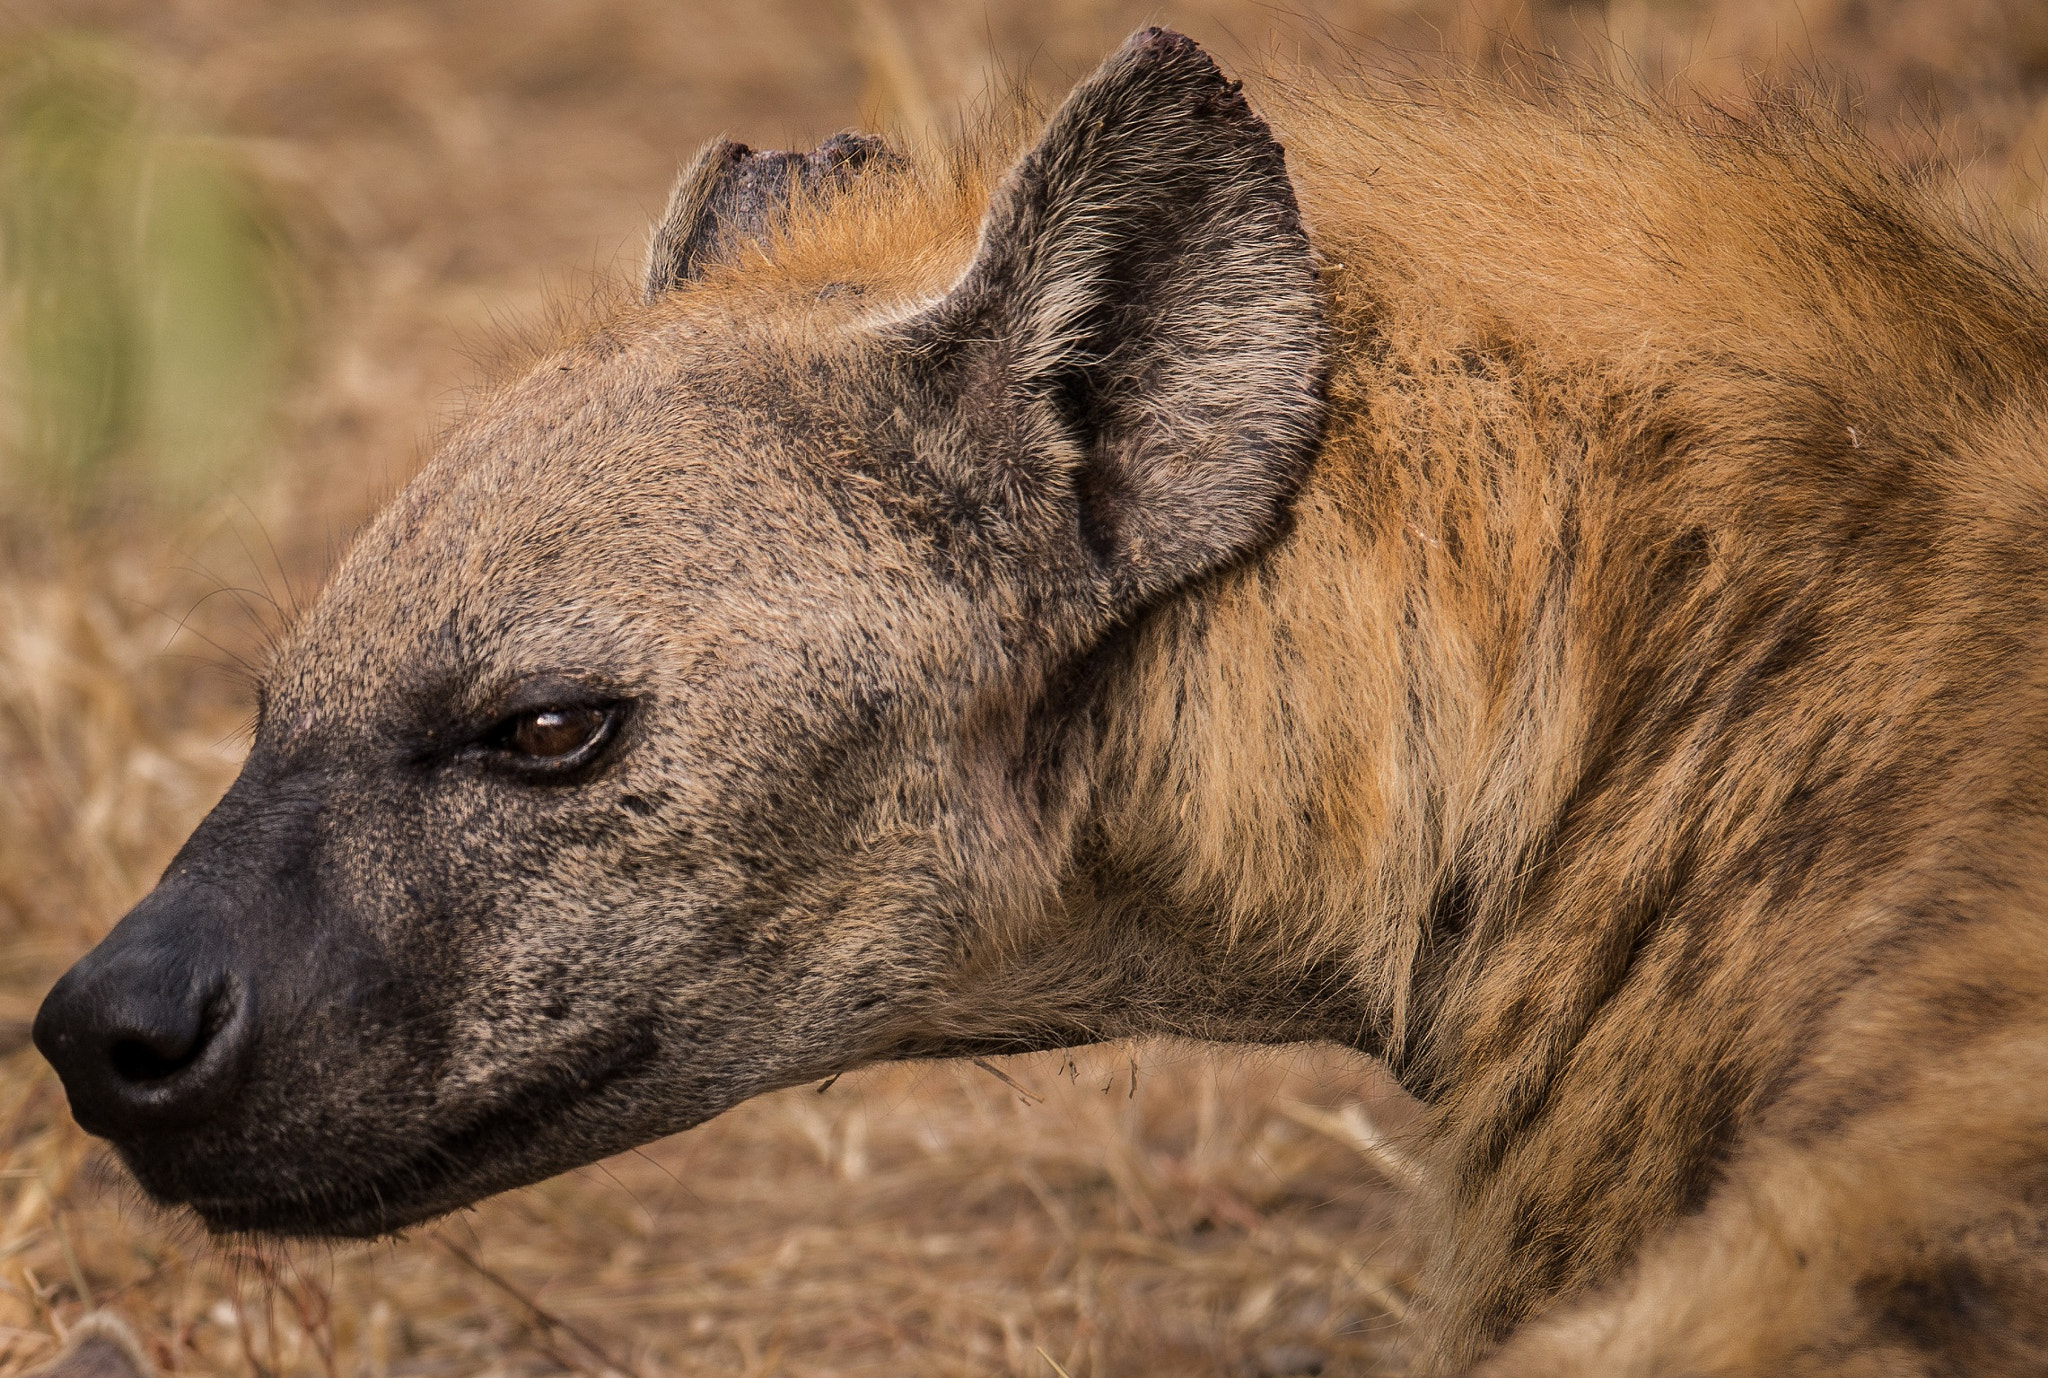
29,764,421,1232
31,747,719,1240
34,883,258,1141
35,764,328,1147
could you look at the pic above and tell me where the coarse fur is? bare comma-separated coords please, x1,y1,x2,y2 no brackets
35,29,2048,1375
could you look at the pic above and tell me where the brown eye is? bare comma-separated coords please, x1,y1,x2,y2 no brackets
463,693,630,780
509,706,607,759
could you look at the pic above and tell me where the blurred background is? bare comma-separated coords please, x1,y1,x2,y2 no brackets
0,1,2044,1375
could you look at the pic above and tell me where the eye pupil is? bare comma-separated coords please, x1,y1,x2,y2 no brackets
511,707,601,758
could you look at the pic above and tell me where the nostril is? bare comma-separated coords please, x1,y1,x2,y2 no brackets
109,1035,200,1084
105,982,233,1086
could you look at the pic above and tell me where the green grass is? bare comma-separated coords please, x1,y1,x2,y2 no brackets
0,34,301,512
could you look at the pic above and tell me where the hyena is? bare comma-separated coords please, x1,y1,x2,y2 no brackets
32,26,2048,1374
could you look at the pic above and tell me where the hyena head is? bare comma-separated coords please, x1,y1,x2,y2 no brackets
34,29,1324,1236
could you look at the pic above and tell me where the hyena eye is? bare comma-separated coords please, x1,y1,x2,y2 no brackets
481,702,625,775
513,708,604,757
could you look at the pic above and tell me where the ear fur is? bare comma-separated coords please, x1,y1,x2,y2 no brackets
645,131,899,298
906,28,1325,613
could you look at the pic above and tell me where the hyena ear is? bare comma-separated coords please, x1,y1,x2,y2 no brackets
644,131,899,299
904,28,1324,612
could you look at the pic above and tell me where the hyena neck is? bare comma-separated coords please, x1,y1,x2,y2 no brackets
1073,344,2036,1099
1072,272,2048,1344
1073,425,1590,1077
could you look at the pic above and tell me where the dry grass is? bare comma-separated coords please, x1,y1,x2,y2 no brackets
1,1,2045,1374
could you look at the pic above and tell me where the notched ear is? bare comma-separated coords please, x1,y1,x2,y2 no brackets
903,27,1325,613
644,131,901,299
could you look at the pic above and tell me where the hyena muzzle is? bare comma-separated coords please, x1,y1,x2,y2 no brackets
33,27,2048,1375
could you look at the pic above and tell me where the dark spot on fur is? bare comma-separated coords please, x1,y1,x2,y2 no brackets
1717,601,1824,733
1650,527,1711,604
1427,870,1475,951
1859,1255,1995,1352
1781,1076,1904,1147
1074,460,1123,565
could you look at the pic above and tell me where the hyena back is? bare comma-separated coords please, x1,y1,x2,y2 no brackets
34,28,2048,1375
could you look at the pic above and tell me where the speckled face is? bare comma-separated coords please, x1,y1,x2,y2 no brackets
32,28,1323,1238
39,312,1086,1235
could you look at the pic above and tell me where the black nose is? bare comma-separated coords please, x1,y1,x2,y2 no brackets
34,920,254,1139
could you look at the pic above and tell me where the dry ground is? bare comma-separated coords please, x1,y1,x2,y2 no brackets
2,1,2047,1375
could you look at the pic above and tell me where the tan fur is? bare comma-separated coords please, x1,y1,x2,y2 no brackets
1111,79,2048,1371
624,71,2048,1370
